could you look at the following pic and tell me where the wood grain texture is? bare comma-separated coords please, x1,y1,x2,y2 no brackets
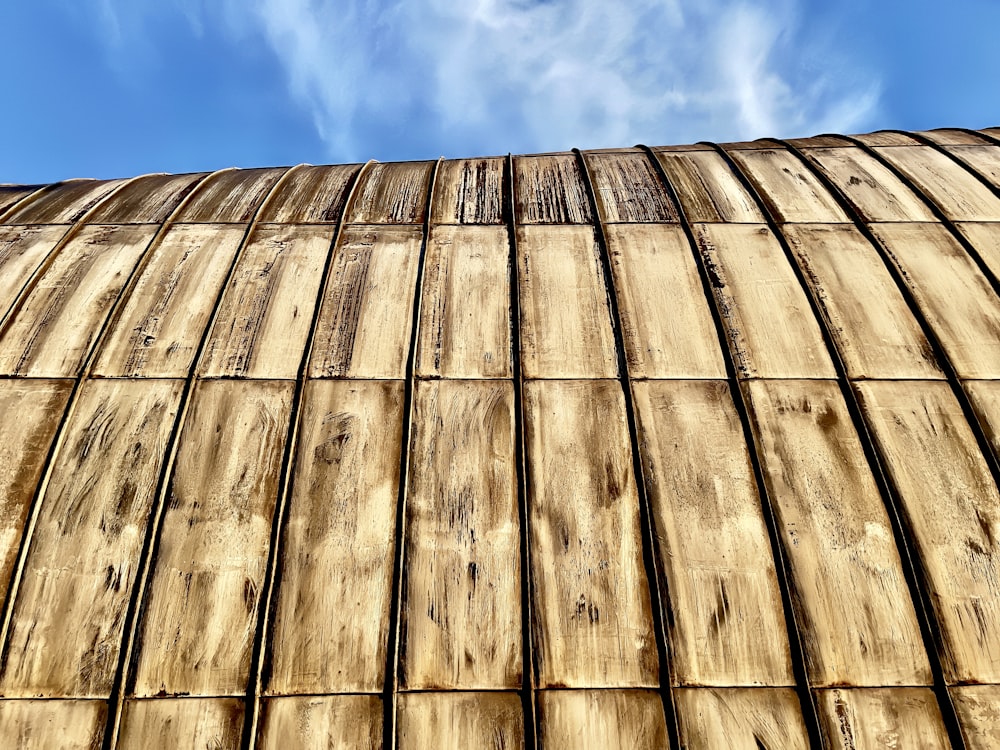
173,168,287,223
514,154,592,224
4,179,127,225
655,150,766,223
525,380,658,688
86,173,207,224
0,186,43,218
945,145,1000,188
0,380,181,698
199,224,336,379
633,381,793,687
855,132,921,147
516,225,617,379
415,226,511,379
92,224,246,378
918,129,990,146
431,158,504,224
258,165,360,223
308,225,421,379
693,223,836,379
0,699,106,749
258,695,382,750
745,379,931,687
583,152,677,222
0,224,157,377
952,685,1000,750
871,222,1000,379
782,223,943,380
0,225,71,316
953,221,1000,283
968,380,1000,457
118,698,243,749
401,381,520,690
132,380,293,697
397,692,523,750
537,690,668,749
857,380,1000,684
345,161,434,224
674,687,809,749
788,135,853,149
816,688,950,750
605,224,726,379
267,380,403,695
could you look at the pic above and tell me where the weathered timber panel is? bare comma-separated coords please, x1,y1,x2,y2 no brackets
855,132,921,147
537,690,668,749
728,148,850,222
86,173,206,224
815,688,950,749
583,152,677,222
952,686,1000,750
258,695,383,750
946,145,1000,188
953,221,1000,283
174,168,287,223
655,150,765,223
514,154,592,224
968,380,1000,456
0,186,43,218
258,165,360,223
919,129,990,146
0,225,71,317
0,700,106,749
345,161,434,224
674,687,809,749
396,692,523,750
431,158,504,225
4,179,127,225
118,698,243,749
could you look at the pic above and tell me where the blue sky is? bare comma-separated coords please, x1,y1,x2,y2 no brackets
1,0,998,183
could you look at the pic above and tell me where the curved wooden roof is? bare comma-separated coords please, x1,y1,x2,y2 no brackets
2,128,1000,748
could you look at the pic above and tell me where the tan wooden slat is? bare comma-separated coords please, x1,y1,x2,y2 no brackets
727,149,850,222
267,380,403,695
0,224,157,377
397,692,523,750
855,132,921,147
674,687,809,749
945,145,1000,188
954,222,1000,283
0,225,71,315
345,161,434,224
871,222,1000,379
782,224,942,380
514,154,592,224
857,380,1000,684
745,380,931,687
633,381,792,687
952,685,1000,750
652,144,716,152
537,690,668,749
92,224,246,378
693,224,836,379
788,135,852,148
655,150,766,223
583,152,677,222
118,698,243,749
431,158,504,224
917,129,989,146
401,381,520,690
968,380,1000,456
0,700,106,749
415,226,511,379
308,225,421,379
199,224,336,379
0,380,182,698
258,695,382,750
606,224,726,379
4,179,128,225
132,381,293,697
0,186,43,217
516,225,617,379
86,173,207,224
816,688,950,749
257,165,360,223
173,168,287,223
525,380,657,688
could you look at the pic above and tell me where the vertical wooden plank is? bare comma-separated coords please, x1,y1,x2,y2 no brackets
258,695,382,750
257,165,360,224
952,686,1000,750
968,379,1000,456
173,168,287,223
308,225,421,379
953,222,1000,284
0,380,182,698
816,688,950,749
583,152,677,222
727,149,850,222
345,162,434,224
397,692,523,750
525,380,658,688
514,154,592,224
4,179,128,225
633,381,793,687
199,224,336,379
537,690,668,749
118,698,243,749
945,145,1000,188
132,381,293,697
0,225,157,377
0,225,70,315
0,700,106,749
745,380,931,687
266,380,403,695
654,151,765,223
85,173,207,224
674,688,809,749
400,381,520,690
857,380,1000,684
415,226,511,379
516,225,617,379
431,158,504,225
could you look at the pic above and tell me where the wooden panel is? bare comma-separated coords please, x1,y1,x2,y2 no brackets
954,221,1000,283
267,380,403,695
968,380,1000,456
118,698,242,749
583,152,677,222
0,186,43,217
0,700,106,749
258,695,382,750
655,150,765,223
0,380,182,698
787,135,851,148
537,690,668,749
782,224,942,379
653,144,716,152
0,225,70,317
952,685,1000,750
86,173,206,224
514,154,592,224
693,224,836,379
674,688,809,749
728,148,850,222
401,381,519,690
308,225,421,379
918,129,989,146
200,224,336,379
745,380,931,687
174,168,287,222
633,381,792,687
345,161,433,224
415,226,511,379
606,224,725,379
525,380,657,688
397,692,523,750
816,688,950,749
258,164,360,223
4,179,127,224
857,380,1000,684
946,145,1000,188
92,224,246,378
0,224,157,377
871,222,1000,379
132,381,293,697
431,158,504,224
516,225,617,379
855,132,921,147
